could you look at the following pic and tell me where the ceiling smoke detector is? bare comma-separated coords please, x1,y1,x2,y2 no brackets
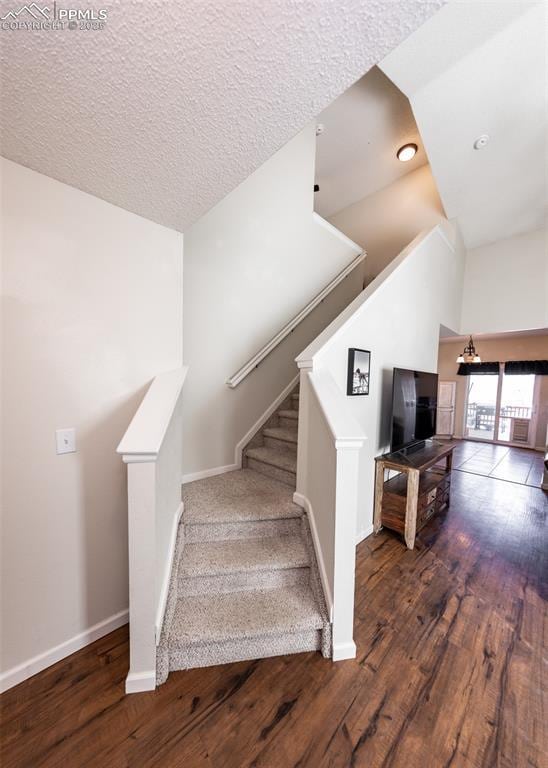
397,143,417,162
473,134,489,150
315,123,325,136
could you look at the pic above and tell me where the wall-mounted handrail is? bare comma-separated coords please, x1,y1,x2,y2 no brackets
226,251,366,388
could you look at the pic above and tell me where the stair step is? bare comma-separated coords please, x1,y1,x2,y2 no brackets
168,627,321,670
183,469,300,525
263,426,298,444
263,424,298,453
180,534,309,578
169,584,323,649
179,565,310,597
245,445,297,473
179,533,310,595
278,409,298,421
245,445,297,486
291,393,300,407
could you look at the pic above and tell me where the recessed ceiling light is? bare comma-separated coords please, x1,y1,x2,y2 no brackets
397,143,418,162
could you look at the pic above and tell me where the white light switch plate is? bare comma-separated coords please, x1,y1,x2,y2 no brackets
56,428,76,455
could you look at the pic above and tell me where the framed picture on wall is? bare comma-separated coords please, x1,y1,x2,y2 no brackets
347,348,371,396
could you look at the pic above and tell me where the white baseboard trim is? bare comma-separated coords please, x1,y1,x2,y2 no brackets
293,491,333,622
234,373,300,466
333,640,357,661
125,669,156,694
0,608,129,693
155,502,184,644
182,463,239,484
356,525,374,545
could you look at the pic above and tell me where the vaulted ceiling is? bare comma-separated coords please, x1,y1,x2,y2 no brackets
313,66,426,218
0,0,445,232
381,0,548,249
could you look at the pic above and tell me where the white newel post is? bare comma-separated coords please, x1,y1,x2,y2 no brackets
117,366,188,695
332,441,361,660
123,456,157,693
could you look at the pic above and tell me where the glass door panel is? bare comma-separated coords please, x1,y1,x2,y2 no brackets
465,375,499,441
497,373,535,444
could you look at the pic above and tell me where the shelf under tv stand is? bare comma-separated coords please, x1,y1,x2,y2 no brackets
373,440,456,549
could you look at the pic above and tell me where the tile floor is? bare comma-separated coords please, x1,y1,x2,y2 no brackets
452,439,545,487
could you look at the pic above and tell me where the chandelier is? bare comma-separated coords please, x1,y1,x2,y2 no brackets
456,336,481,364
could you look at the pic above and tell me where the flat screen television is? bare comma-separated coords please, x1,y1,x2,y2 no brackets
390,368,438,453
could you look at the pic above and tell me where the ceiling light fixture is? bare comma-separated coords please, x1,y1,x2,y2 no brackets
397,143,418,162
456,336,482,364
473,134,489,150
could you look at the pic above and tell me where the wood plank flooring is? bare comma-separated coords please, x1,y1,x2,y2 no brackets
1,468,546,767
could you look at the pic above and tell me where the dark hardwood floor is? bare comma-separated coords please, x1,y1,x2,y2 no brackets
1,468,546,767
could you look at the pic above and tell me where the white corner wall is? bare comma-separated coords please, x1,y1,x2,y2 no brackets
0,159,183,690
461,228,548,334
329,164,446,285
299,222,465,539
182,123,363,476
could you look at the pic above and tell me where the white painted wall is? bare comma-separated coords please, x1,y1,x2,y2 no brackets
0,160,183,690
461,228,548,335
329,164,446,285
297,222,465,540
380,1,547,249
183,124,363,476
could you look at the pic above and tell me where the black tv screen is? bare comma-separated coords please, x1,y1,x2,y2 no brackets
391,368,438,453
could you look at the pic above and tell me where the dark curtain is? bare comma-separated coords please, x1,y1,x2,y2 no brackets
457,362,500,376
504,360,548,375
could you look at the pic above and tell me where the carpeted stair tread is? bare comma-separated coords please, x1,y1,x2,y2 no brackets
245,445,297,474
263,426,298,444
278,409,298,421
183,469,301,524
169,584,323,646
181,535,309,577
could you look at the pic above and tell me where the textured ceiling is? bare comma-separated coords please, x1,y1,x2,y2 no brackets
381,0,548,249
314,66,426,218
0,0,445,232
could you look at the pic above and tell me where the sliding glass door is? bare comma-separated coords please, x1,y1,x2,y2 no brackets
498,372,536,444
465,374,499,441
464,366,538,446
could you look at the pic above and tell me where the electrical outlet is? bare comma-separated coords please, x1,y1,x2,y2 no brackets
56,428,76,455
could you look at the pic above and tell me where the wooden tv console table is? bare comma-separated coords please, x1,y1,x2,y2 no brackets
374,441,456,549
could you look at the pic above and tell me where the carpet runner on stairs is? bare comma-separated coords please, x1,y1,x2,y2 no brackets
157,389,331,682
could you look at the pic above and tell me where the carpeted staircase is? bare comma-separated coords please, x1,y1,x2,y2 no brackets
243,390,300,486
157,387,331,683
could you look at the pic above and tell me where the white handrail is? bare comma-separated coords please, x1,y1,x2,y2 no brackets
226,251,366,388
117,367,188,459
